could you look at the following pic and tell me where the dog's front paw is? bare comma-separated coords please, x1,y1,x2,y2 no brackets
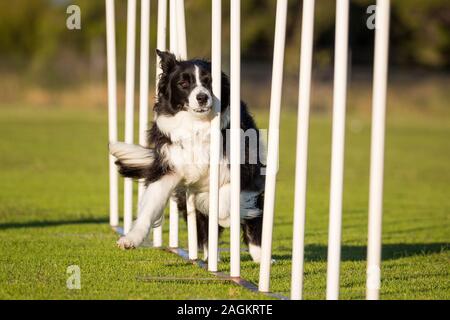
117,236,136,250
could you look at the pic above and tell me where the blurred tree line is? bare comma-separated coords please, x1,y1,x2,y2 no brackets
0,0,448,86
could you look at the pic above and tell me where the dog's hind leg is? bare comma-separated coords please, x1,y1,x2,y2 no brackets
193,211,224,262
195,212,209,261
117,173,181,249
242,216,263,263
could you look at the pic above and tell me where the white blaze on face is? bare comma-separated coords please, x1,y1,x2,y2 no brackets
188,66,213,114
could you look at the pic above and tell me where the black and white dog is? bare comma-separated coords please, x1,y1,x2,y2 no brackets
110,50,265,262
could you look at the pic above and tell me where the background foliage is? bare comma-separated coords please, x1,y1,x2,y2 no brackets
0,0,448,85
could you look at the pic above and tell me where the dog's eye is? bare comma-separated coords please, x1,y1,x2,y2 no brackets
178,81,189,89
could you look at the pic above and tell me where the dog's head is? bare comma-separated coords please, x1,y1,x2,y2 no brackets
155,50,214,118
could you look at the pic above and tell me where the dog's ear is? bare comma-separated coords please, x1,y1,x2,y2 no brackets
156,50,178,73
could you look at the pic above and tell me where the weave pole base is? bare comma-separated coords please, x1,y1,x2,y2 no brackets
167,247,288,300
112,227,288,300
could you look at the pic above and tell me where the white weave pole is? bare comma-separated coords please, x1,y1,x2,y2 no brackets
175,0,197,257
124,0,137,234
208,0,222,272
169,0,179,56
168,197,179,248
168,0,179,248
366,0,390,301
105,0,119,227
138,0,151,204
186,192,198,259
176,0,187,60
229,0,241,278
326,0,349,300
258,0,288,292
156,0,168,83
153,0,167,248
290,0,315,300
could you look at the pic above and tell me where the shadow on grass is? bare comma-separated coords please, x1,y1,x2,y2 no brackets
272,243,449,262
0,219,447,264
0,217,107,230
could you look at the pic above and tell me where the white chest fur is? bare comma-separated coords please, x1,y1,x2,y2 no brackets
157,111,229,192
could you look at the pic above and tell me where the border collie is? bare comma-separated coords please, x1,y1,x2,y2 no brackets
109,50,265,262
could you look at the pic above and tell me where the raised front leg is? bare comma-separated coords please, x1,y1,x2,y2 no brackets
117,174,181,249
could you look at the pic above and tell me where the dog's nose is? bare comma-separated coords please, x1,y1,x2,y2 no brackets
196,93,208,106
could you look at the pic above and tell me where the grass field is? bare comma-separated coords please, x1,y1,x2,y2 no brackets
0,106,448,300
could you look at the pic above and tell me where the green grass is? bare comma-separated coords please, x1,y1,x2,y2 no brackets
0,106,448,300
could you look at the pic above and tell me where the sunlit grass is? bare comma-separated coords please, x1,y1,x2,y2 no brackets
0,106,448,299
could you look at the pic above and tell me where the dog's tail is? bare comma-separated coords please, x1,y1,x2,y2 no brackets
109,142,154,179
